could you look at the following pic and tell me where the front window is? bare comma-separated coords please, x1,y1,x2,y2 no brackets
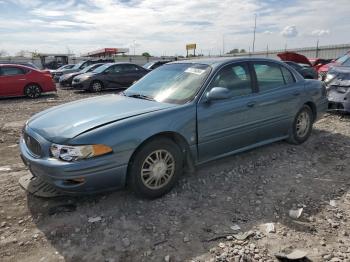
209,63,252,98
125,63,211,104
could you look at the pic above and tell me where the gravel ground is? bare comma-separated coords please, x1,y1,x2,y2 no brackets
0,88,350,262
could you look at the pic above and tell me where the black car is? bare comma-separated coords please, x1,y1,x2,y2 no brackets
71,63,149,92
143,60,171,70
284,61,318,79
59,63,104,87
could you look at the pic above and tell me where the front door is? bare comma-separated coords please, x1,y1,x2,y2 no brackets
197,62,261,162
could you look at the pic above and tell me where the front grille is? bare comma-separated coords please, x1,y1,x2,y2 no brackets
24,133,42,157
328,102,344,110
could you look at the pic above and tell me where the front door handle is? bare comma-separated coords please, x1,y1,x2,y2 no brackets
246,101,256,108
293,92,300,96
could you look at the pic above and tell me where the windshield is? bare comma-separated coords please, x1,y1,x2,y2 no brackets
81,64,101,73
143,62,154,69
125,63,211,104
72,62,84,70
92,63,111,73
335,54,350,65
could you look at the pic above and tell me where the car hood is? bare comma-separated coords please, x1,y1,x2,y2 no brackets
74,72,95,81
63,72,80,79
27,94,176,143
277,52,312,67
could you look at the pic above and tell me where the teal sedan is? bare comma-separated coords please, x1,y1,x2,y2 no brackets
20,57,328,198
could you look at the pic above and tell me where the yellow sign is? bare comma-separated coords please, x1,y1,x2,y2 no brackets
186,44,197,50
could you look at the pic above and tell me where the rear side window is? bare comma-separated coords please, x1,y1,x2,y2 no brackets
123,64,141,72
1,66,25,76
253,63,285,92
210,63,252,97
281,66,295,84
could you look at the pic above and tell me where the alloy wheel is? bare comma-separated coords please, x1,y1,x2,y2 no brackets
140,149,175,190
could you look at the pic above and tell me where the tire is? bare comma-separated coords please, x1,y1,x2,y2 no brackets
287,105,314,144
128,138,183,199
89,81,103,92
24,84,41,98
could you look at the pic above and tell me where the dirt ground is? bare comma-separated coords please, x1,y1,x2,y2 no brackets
0,89,350,262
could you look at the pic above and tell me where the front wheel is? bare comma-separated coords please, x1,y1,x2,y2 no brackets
89,81,103,92
128,138,183,198
287,105,313,144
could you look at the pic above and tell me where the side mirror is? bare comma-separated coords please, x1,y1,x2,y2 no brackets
205,87,230,101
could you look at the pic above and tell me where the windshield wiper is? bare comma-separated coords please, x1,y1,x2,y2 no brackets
127,93,155,101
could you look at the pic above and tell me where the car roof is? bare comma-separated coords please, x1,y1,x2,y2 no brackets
0,63,39,70
169,57,285,69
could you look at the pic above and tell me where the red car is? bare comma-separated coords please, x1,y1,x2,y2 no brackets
277,52,333,80
0,64,56,98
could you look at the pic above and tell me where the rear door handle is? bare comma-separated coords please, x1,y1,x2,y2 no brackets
246,101,256,108
293,92,300,96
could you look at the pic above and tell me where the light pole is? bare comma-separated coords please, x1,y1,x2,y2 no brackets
252,13,257,53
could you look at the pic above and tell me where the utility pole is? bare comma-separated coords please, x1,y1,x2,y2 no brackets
252,13,257,53
133,40,136,56
316,39,319,57
222,34,225,56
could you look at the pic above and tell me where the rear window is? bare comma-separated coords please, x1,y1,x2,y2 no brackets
281,66,295,84
253,63,285,92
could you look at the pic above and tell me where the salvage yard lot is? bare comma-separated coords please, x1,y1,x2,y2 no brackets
0,89,350,261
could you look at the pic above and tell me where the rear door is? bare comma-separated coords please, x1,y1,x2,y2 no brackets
0,66,28,96
103,64,125,88
250,61,302,141
121,64,148,86
197,62,262,162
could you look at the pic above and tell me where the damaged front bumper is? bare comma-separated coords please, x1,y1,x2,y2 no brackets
327,85,350,112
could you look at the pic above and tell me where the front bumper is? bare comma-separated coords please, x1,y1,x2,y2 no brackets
59,79,72,87
19,128,128,194
327,88,350,112
72,80,90,90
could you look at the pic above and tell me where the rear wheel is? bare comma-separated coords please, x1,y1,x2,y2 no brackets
287,105,313,144
24,84,41,98
128,138,183,198
90,81,103,92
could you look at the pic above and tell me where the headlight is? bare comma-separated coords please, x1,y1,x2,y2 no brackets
325,73,335,83
50,144,112,161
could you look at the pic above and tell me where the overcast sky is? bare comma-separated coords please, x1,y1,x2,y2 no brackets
0,0,349,56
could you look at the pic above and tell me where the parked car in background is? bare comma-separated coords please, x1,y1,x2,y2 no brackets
50,64,75,78
53,59,114,82
278,52,318,79
325,66,350,112
318,51,350,80
72,62,148,92
309,58,333,72
59,63,105,87
143,60,171,70
20,57,327,198
0,64,56,98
